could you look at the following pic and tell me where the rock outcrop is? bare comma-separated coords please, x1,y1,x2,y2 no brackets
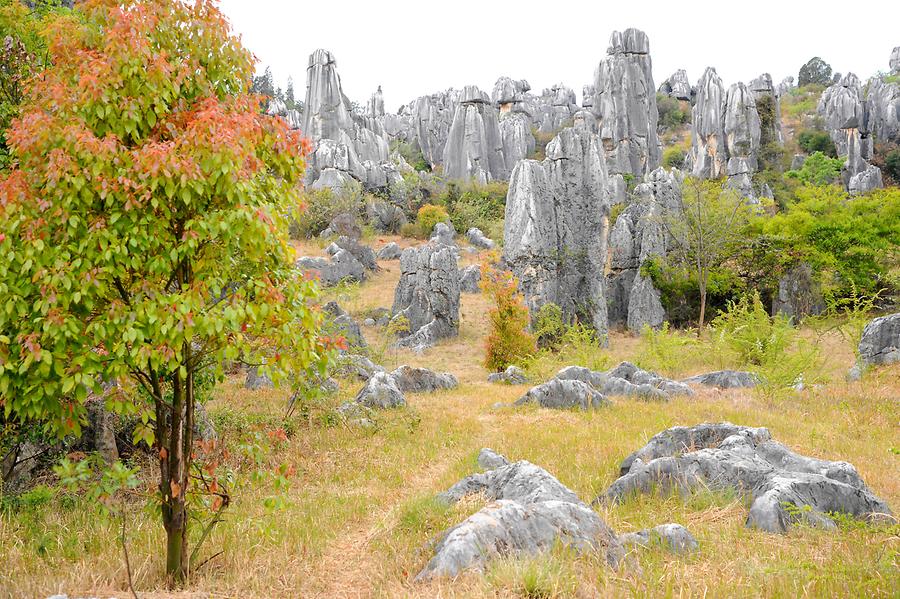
503,119,610,335
658,69,692,101
389,365,458,393
619,523,698,554
296,249,366,287
417,455,623,580
690,67,728,179
748,73,784,144
391,243,460,350
487,365,528,385
854,313,900,373
458,264,481,293
324,301,366,349
492,77,531,113
442,85,507,182
499,112,536,168
402,90,459,169
772,263,825,321
682,370,759,389
592,28,661,177
601,423,892,533
818,73,882,193
514,378,610,410
377,242,402,260
352,371,406,409
607,168,678,332
466,228,495,250
556,362,692,400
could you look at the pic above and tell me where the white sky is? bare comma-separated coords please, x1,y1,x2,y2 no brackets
218,0,898,112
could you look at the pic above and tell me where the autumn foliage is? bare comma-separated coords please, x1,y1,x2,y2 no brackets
0,0,328,582
481,261,537,371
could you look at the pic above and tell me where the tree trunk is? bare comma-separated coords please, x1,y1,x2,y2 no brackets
698,283,707,332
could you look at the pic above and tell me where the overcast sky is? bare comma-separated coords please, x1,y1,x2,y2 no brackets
218,0,898,112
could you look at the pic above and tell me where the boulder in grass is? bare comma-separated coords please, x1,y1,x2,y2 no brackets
487,365,527,385
514,378,609,410
352,371,406,409
619,523,698,554
682,370,759,389
389,365,458,393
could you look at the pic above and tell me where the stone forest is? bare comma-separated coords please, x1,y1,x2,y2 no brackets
0,1,898,598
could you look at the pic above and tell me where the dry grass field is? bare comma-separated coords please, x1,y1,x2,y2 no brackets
1,235,898,599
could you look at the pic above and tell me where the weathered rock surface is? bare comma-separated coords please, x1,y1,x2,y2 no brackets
458,264,481,293
392,243,460,350
556,362,692,400
503,120,610,335
690,67,728,179
337,354,385,381
488,365,528,385
724,83,761,170
367,201,407,234
2,441,45,493
477,448,510,470
592,28,661,177
607,169,678,331
332,236,378,272
429,222,456,247
499,112,535,168
389,365,458,393
748,73,784,144
443,85,507,182
514,378,610,410
892,47,900,74
619,523,698,554
682,370,759,389
403,90,458,169
417,456,623,580
772,262,825,320
466,227,495,250
376,242,402,260
324,301,366,348
84,396,119,464
601,423,892,533
296,249,366,287
323,212,361,240
856,313,900,370
658,69,692,101
352,371,406,409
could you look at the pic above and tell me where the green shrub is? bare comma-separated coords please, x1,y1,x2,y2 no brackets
533,303,566,349
710,292,794,366
482,265,537,371
444,181,508,234
399,222,425,239
884,149,900,181
785,152,843,185
797,130,837,157
290,183,364,239
390,139,430,172
636,322,710,377
656,93,690,130
416,203,449,236
642,257,747,326
662,146,686,169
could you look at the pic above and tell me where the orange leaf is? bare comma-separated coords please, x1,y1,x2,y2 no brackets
170,480,181,497
159,447,168,460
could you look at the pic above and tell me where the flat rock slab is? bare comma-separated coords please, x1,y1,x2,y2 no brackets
683,370,759,389
600,422,892,533
619,523,698,554
389,365,458,393
514,378,610,410
488,365,527,385
556,362,692,401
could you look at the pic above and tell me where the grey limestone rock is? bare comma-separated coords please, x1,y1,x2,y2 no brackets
367,201,407,234
389,365,458,393
592,28,661,177
303,49,354,140
892,47,900,74
658,69,692,101
503,121,610,336
296,249,366,287
333,236,378,272
84,396,119,464
682,370,759,389
514,378,609,410
477,448,510,470
443,85,507,182
326,213,361,239
353,371,406,409
417,458,622,580
619,523,698,554
772,262,824,321
601,423,892,533
724,83,761,170
376,242,402,260
245,365,274,390
458,264,481,293
866,77,900,147
1,441,44,493
856,313,900,370
466,227,495,250
848,164,884,195
337,354,385,381
392,243,460,350
488,365,528,385
556,362,690,400
324,301,366,348
690,67,728,179
499,111,535,168
429,221,456,246
493,77,531,108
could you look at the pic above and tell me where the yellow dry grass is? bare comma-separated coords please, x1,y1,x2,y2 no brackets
1,235,898,599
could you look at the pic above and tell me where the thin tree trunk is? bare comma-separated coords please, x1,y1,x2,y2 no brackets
164,369,187,584
698,280,708,332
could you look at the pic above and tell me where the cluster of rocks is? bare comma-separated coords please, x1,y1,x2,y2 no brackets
391,242,461,351
342,364,458,413
687,67,781,200
514,362,693,410
442,86,508,182
416,449,696,580
502,116,611,336
296,224,380,287
658,69,692,101
487,365,527,385
601,423,892,533
607,168,680,332
817,50,900,194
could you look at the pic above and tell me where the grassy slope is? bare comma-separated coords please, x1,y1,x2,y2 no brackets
1,235,897,599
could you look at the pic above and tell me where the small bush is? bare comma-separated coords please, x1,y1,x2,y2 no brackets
416,203,449,237
785,152,843,185
533,303,566,349
290,183,364,239
884,149,900,181
482,264,537,371
390,139,430,172
399,222,425,239
636,322,709,377
797,130,837,157
662,146,686,169
710,292,794,366
444,181,508,234
657,93,691,131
